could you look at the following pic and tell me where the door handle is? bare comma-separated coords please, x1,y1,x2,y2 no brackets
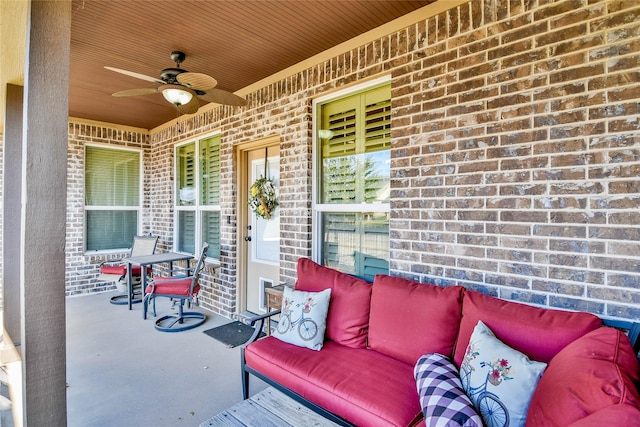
244,236,252,242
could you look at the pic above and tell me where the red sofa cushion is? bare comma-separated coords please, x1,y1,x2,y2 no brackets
368,274,464,365
567,404,640,426
295,258,372,348
244,336,421,427
453,291,602,366
526,327,640,426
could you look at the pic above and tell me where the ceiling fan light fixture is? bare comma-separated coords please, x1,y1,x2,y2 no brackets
162,87,193,106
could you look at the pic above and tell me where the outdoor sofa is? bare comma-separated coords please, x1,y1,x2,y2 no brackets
241,258,640,426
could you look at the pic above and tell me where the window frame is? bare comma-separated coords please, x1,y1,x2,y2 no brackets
84,143,143,253
311,76,391,273
173,132,222,259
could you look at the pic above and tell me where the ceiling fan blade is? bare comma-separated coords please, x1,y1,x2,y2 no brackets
177,72,217,91
198,88,248,107
112,88,159,97
105,66,164,84
176,96,200,115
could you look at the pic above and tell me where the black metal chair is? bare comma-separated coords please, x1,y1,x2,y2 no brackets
99,235,158,305
143,242,209,332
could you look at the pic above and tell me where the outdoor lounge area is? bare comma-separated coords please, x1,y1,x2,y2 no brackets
1,0,640,425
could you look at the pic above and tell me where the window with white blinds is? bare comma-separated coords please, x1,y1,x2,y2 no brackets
85,145,141,251
175,134,221,258
315,81,391,280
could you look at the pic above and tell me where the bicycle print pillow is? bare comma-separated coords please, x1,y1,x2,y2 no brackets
272,287,331,351
460,321,547,427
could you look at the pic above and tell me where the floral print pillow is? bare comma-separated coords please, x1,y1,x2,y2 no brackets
460,321,547,427
272,287,331,351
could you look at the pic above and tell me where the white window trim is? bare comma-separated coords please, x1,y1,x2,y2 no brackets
173,132,222,258
84,143,143,254
311,75,391,261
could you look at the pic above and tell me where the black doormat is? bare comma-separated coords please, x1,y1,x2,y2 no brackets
203,321,265,348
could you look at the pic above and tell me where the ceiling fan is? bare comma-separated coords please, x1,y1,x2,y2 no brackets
105,51,248,115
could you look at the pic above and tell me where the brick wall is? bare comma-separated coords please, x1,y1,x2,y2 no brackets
62,0,640,322
65,122,151,295
387,0,640,320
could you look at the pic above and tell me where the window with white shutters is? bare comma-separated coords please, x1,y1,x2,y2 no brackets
175,134,221,257
314,80,391,280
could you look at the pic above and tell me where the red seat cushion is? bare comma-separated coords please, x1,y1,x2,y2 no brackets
453,290,602,366
526,327,640,426
100,265,126,275
100,265,145,275
244,337,421,427
368,274,464,365
145,277,198,296
295,258,373,348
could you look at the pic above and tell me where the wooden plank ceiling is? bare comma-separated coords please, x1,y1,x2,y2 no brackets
69,0,434,129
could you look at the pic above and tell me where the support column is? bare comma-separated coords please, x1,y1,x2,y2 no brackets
3,84,23,348
21,1,71,425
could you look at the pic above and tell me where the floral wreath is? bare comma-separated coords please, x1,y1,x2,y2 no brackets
248,176,278,219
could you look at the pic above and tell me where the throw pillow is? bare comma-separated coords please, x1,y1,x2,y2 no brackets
526,327,640,426
414,353,483,427
461,321,547,427
272,287,331,351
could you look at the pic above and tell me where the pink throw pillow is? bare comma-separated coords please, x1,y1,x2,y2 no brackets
294,258,372,348
453,291,602,366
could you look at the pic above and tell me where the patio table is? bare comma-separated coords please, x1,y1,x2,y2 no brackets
122,252,195,310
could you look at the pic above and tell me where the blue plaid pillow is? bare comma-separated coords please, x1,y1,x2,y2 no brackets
414,353,482,427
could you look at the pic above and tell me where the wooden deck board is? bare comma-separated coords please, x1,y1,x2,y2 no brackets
200,388,340,427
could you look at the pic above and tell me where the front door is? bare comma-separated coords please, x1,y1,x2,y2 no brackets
242,144,280,314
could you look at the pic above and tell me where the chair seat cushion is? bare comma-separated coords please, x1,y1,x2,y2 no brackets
244,337,421,427
100,265,126,275
146,277,198,296
100,265,145,275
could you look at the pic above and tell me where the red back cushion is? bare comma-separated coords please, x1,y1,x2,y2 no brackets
526,327,640,426
295,258,372,348
453,291,602,366
368,274,464,365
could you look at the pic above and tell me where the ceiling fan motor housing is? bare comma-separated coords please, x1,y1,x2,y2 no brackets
161,67,188,84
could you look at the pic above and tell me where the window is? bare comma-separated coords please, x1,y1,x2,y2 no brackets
175,134,221,258
85,145,141,251
314,80,391,280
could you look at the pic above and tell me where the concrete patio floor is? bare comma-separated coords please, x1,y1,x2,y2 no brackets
66,291,267,427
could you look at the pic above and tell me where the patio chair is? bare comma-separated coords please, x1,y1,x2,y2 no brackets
143,242,209,332
98,235,159,305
